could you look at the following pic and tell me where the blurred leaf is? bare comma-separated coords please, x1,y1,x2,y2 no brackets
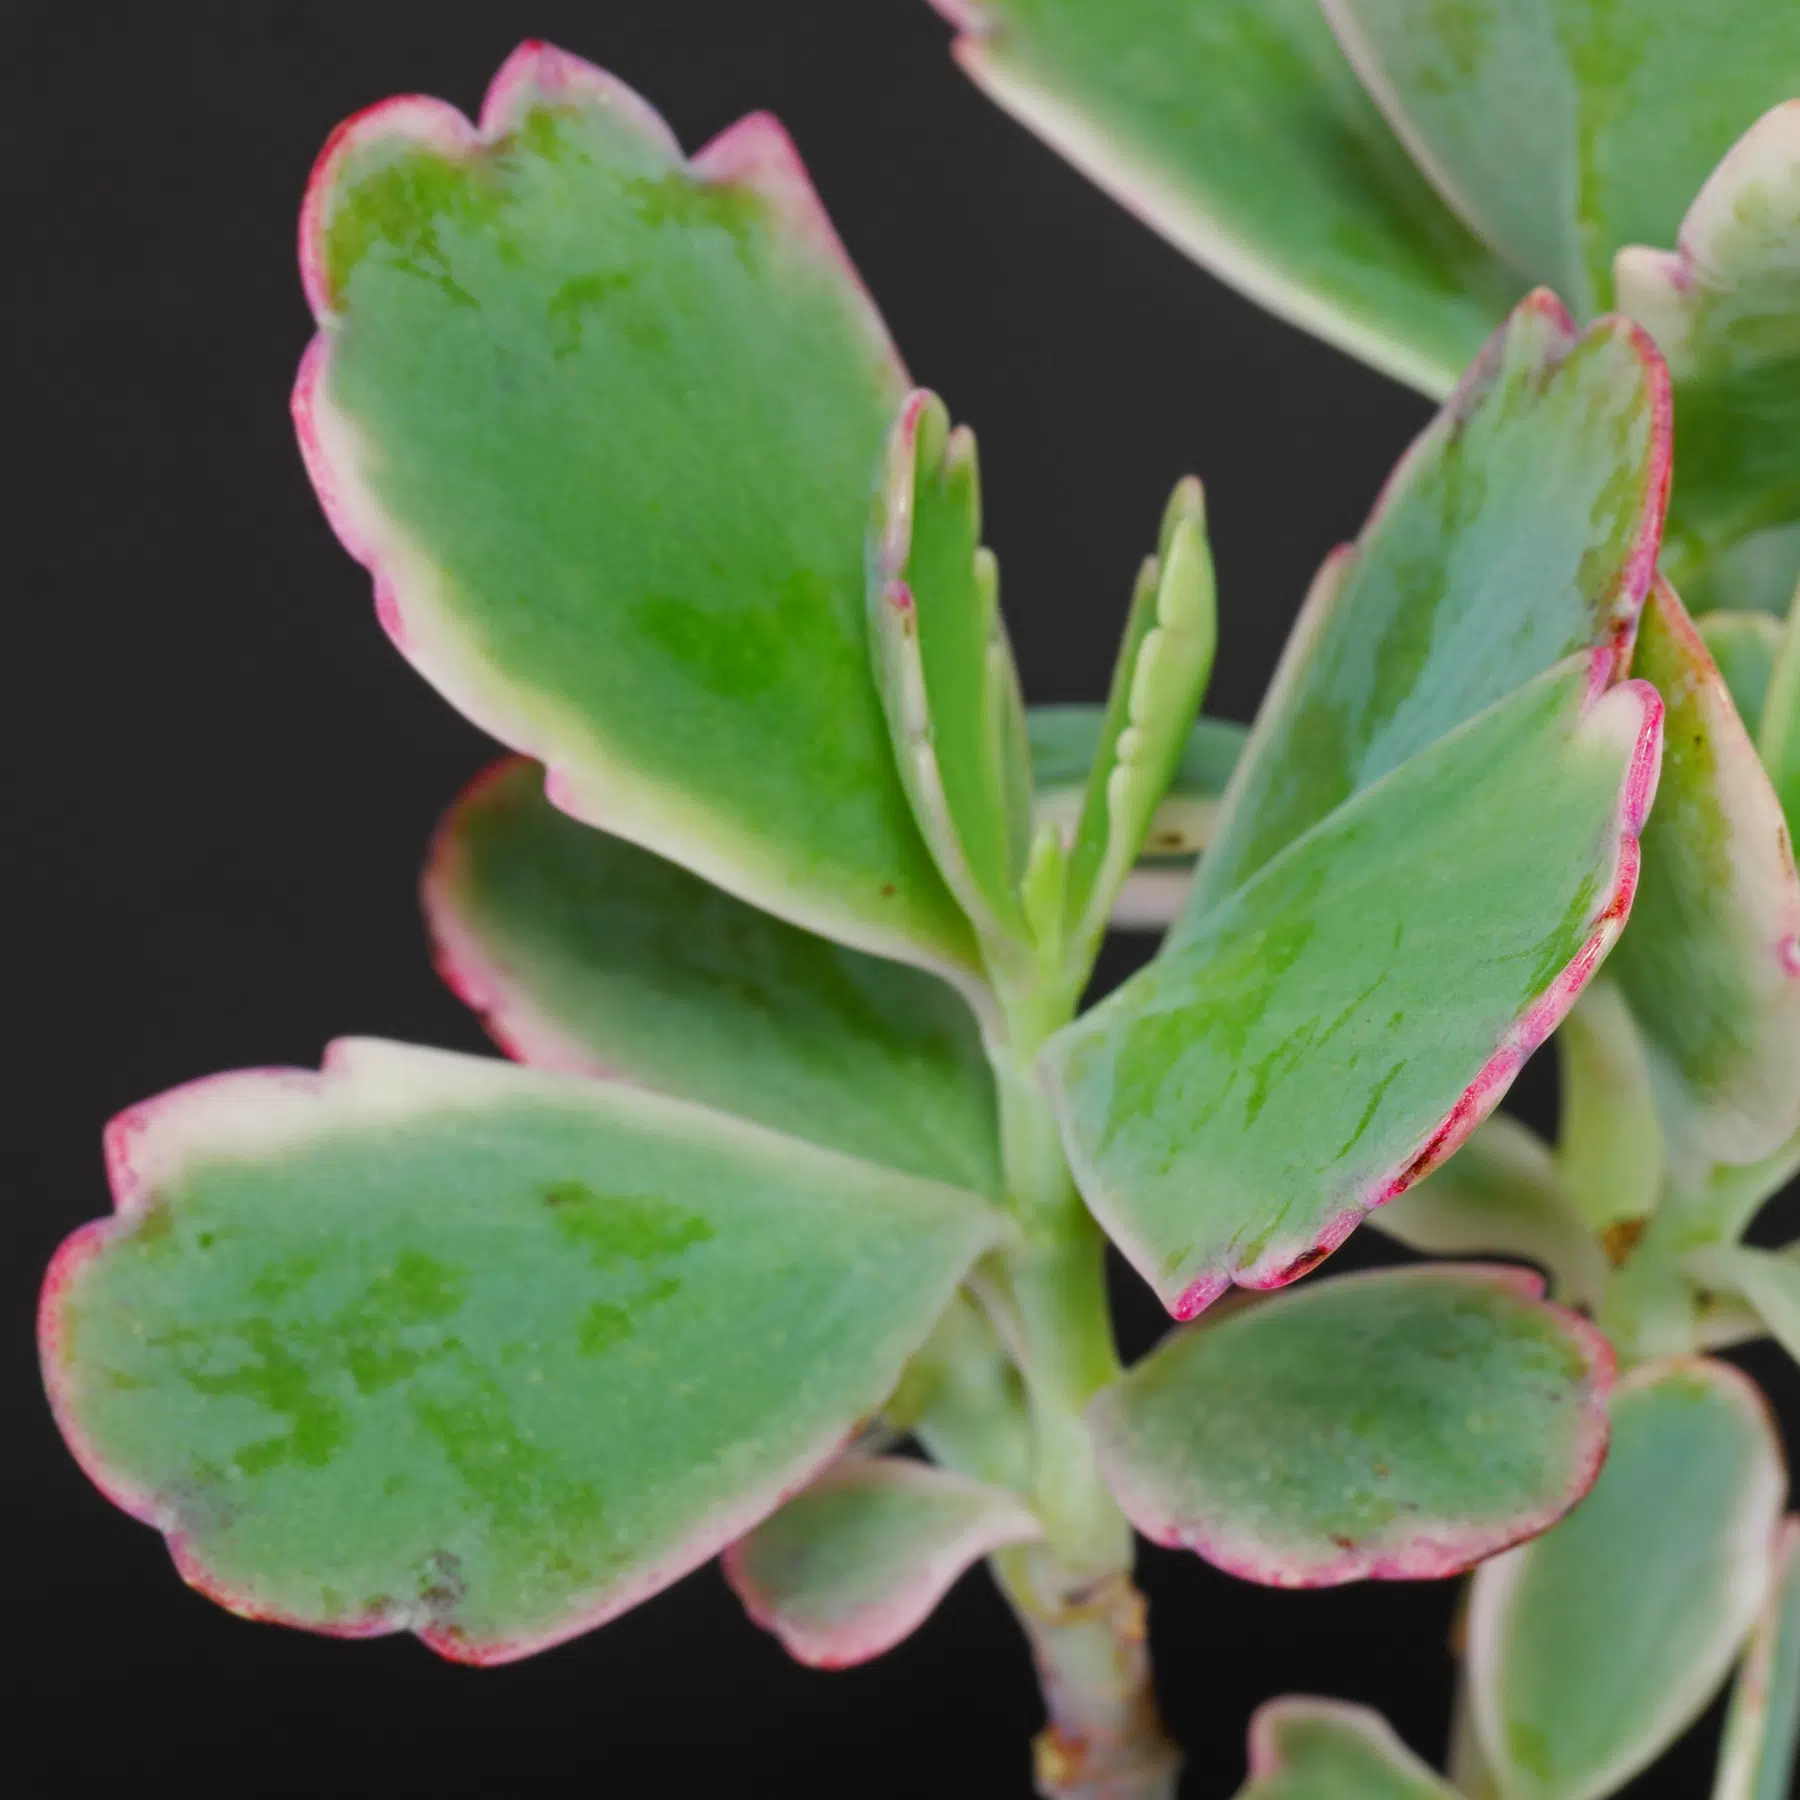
1554,979,1665,1235
1235,1697,1460,1799
1686,1243,1800,1366
1467,1357,1787,1800
1712,1516,1800,1800
1700,611,1785,739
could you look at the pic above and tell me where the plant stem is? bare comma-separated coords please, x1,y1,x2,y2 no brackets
984,1038,1181,1799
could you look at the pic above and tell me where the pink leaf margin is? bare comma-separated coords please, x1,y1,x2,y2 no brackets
1159,674,1663,1323
721,1457,1041,1670
1100,1264,1617,1589
38,1041,988,1666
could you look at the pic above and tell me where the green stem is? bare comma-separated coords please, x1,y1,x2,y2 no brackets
982,1037,1180,1800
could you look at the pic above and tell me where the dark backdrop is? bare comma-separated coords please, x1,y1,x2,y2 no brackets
10,3,1795,1795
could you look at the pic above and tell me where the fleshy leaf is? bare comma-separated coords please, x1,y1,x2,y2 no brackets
1685,1244,1800,1368
1713,1516,1800,1800
1616,105,1800,577
296,43,982,1003
1047,660,1660,1317
1324,3,1800,317
1606,579,1800,1164
1235,1698,1460,1800
1371,1115,1606,1311
868,391,1031,954
1090,1264,1612,1587
1059,478,1218,968
40,1042,1003,1663
1701,611,1785,740
423,757,1002,1197
723,1455,1039,1667
1467,1357,1788,1800
1180,293,1668,924
931,0,1523,396
1553,978,1665,1236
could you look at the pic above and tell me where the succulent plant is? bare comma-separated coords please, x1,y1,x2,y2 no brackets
39,12,1800,1798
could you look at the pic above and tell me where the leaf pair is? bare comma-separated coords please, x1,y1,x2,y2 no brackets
1046,291,1670,1315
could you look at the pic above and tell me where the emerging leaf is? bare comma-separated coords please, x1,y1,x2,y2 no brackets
296,43,981,1000
1234,1698,1460,1800
1607,580,1800,1165
1048,661,1660,1316
931,0,1523,395
424,757,1002,1197
1712,1516,1800,1800
1059,478,1218,971
1467,1357,1788,1800
1091,1264,1612,1587
868,391,1033,958
1616,104,1800,577
723,1455,1040,1667
1552,980,1666,1237
1182,291,1669,923
40,1042,1003,1662
1372,1115,1606,1311
1323,2,1800,316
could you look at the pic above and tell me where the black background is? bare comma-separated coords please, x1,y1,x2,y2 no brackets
11,3,1797,1794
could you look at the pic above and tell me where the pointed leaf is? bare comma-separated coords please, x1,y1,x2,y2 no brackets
932,0,1523,396
423,757,1002,1196
1553,978,1665,1236
1181,294,1668,924
1236,1698,1460,1800
868,391,1030,951
1607,580,1800,1163
1324,3,1800,316
1701,611,1785,740
1371,1115,1607,1311
1616,104,1800,575
1713,1516,1800,1800
40,1042,1003,1663
1048,661,1660,1317
723,1455,1039,1667
1686,1244,1800,1367
1061,478,1218,965
1468,1357,1788,1800
295,43,981,1000
1091,1265,1612,1587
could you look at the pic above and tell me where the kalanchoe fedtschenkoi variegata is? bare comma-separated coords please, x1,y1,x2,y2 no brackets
40,21,1800,1800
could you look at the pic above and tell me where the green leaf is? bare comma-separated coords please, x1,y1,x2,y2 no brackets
423,758,1005,1196
41,1040,1003,1663
1090,1264,1612,1586
1685,1244,1800,1368
1047,660,1660,1316
1180,293,1668,924
1371,1114,1607,1311
1713,1516,1800,1800
296,42,981,1001
1553,978,1665,1236
1761,572,1800,842
932,0,1523,396
1617,105,1800,574
1467,1357,1788,1800
868,391,1031,955
1323,2,1800,316
1235,1698,1460,1800
1059,478,1218,968
1606,580,1800,1164
723,1454,1039,1667
1685,525,1800,620
1700,611,1785,740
